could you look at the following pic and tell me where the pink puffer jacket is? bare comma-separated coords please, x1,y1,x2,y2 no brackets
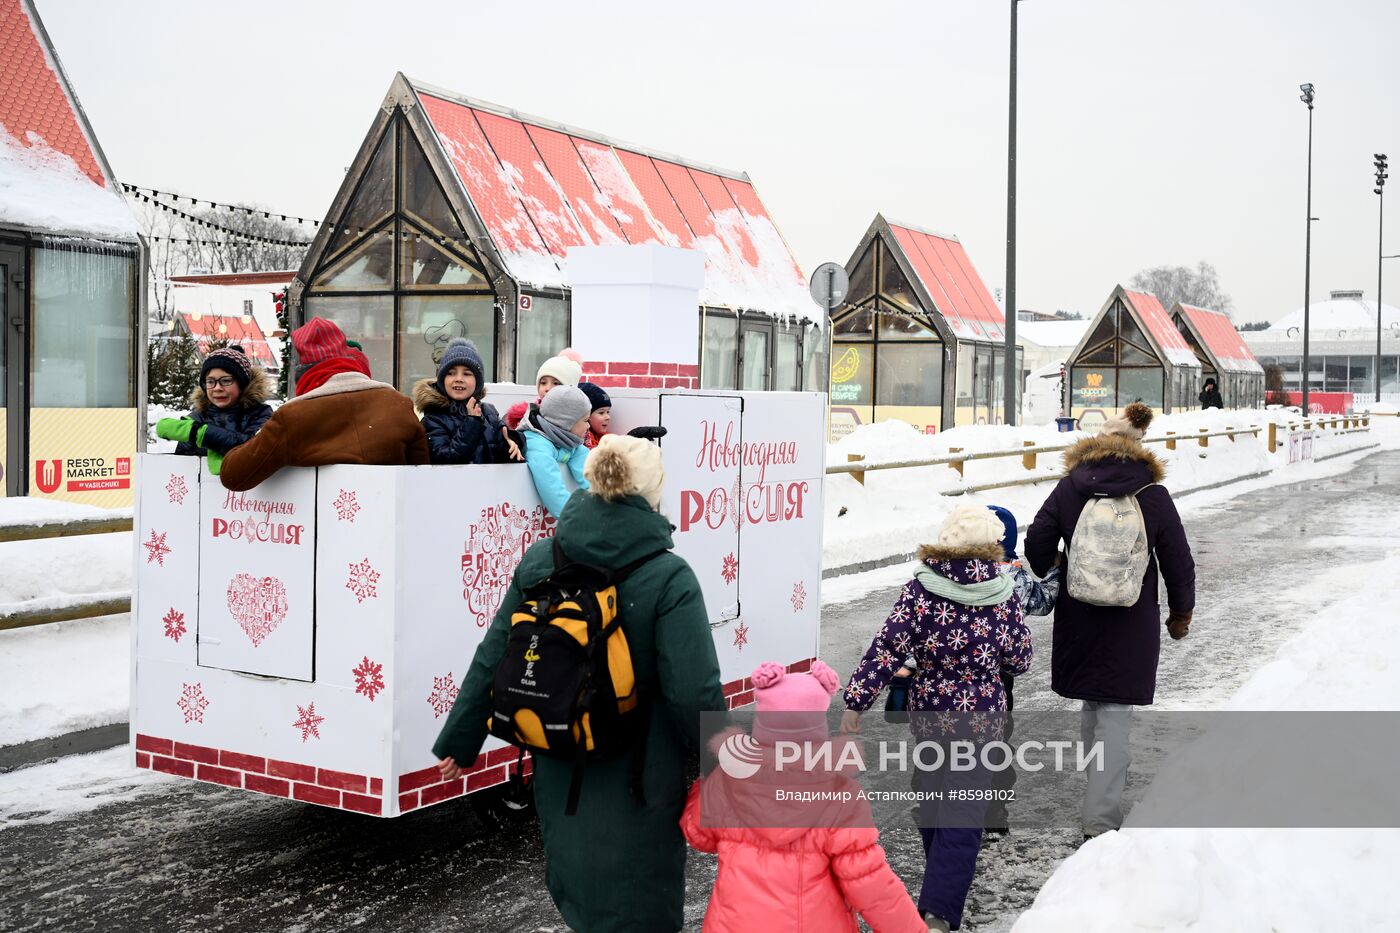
681,771,923,933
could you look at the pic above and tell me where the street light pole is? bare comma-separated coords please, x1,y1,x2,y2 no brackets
1375,154,1389,403
1003,0,1020,426
1300,83,1315,414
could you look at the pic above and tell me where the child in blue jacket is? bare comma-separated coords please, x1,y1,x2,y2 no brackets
414,338,523,465
520,385,591,517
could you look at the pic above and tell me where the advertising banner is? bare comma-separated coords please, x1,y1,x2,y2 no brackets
29,407,138,508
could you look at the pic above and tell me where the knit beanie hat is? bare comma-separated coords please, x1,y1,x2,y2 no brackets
537,354,582,388
1099,401,1154,441
436,337,485,395
578,381,611,413
201,344,254,390
987,505,1017,562
538,385,590,431
292,317,351,367
751,660,840,746
936,504,1006,553
584,434,664,511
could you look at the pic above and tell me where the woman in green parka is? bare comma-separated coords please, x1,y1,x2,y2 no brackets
433,433,725,933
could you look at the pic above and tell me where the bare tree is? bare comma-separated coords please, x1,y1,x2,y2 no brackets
184,204,311,273
1129,261,1234,317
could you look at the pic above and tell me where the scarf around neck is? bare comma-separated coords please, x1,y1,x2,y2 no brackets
297,355,370,396
912,563,1015,606
524,404,584,450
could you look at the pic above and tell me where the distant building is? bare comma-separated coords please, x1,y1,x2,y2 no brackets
1243,290,1400,399
168,270,294,374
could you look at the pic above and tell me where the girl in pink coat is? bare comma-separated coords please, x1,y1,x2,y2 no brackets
681,661,924,933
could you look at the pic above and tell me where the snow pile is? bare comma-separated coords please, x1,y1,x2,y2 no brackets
823,409,1325,571
0,497,132,747
0,127,138,239
1011,549,1400,933
0,746,171,828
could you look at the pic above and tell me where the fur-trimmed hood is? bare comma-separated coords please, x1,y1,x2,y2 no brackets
917,542,1007,564
190,366,274,413
412,377,487,412
1062,433,1166,484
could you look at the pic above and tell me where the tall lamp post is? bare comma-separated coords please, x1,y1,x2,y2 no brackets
1375,154,1388,403
1003,0,1023,426
1299,83,1316,414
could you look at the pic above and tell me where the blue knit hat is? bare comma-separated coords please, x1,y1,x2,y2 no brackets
987,505,1017,562
437,338,485,396
578,381,611,413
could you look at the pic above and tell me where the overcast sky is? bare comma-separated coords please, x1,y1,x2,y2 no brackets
35,0,1400,322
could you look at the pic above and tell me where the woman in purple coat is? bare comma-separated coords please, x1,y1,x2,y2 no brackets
1024,402,1195,838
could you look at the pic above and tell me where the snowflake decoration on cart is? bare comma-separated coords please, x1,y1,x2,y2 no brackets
346,558,381,603
790,581,807,612
352,656,385,702
732,621,749,651
165,474,189,505
178,682,208,724
721,552,738,585
332,489,361,523
162,608,187,643
293,703,325,742
143,530,172,566
427,673,459,718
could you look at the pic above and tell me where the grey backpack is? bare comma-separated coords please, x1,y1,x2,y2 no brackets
1066,484,1153,607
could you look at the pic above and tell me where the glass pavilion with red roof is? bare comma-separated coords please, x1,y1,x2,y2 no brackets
829,214,1022,438
288,74,821,393
1170,302,1264,409
0,0,146,504
1064,285,1202,430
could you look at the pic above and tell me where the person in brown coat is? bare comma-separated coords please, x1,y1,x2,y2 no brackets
219,318,428,491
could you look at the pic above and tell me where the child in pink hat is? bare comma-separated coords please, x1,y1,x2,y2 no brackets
681,660,923,933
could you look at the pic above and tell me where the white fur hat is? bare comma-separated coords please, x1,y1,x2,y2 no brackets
936,504,1006,552
536,354,582,388
584,434,665,511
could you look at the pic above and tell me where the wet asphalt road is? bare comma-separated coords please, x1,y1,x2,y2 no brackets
2,449,1396,933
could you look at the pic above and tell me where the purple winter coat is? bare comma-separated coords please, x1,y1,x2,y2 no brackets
844,545,1033,715
1024,434,1196,706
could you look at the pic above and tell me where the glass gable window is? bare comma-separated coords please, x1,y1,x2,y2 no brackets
303,115,497,391
877,343,942,407
33,247,134,407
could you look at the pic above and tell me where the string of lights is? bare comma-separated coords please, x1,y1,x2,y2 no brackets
127,189,314,247
121,184,322,227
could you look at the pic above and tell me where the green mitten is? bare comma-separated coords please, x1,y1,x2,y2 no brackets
156,417,195,443
205,448,224,476
194,424,208,448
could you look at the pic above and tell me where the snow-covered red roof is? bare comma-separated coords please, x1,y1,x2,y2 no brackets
1175,304,1263,374
0,0,137,239
884,219,1005,342
1122,290,1197,367
178,312,277,370
412,82,812,321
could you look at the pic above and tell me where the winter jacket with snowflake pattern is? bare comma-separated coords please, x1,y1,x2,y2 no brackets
845,543,1032,716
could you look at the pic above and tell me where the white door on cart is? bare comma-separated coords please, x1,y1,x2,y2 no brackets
197,468,318,680
658,393,742,627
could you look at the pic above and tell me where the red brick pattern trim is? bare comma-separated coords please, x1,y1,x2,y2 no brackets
395,747,531,814
134,733,385,816
721,657,818,710
580,361,699,391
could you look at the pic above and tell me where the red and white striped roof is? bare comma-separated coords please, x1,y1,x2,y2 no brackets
412,82,811,321
884,220,1005,342
1176,304,1263,374
0,0,136,239
179,312,277,370
1122,290,1197,367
